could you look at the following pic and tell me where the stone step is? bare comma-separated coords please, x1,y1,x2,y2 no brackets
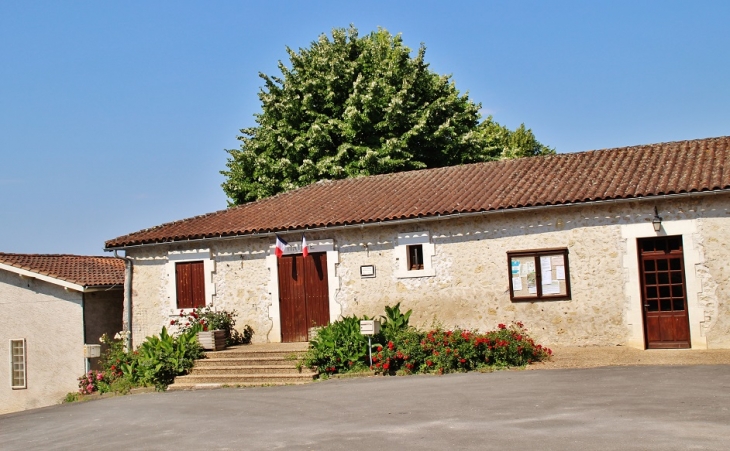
205,348,308,359
167,381,312,391
196,357,302,367
174,373,315,384
190,365,314,375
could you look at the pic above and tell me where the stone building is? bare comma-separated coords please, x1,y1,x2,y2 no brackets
0,254,124,414
105,136,730,351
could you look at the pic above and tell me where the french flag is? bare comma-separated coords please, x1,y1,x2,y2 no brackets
302,234,309,258
275,234,287,258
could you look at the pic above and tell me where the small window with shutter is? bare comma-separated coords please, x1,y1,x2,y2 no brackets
175,261,206,309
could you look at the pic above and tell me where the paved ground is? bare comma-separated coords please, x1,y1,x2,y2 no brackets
2,364,729,450
530,346,730,369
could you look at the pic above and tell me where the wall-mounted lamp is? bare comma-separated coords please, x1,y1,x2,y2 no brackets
652,206,663,232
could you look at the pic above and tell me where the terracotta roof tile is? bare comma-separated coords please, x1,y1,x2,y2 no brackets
0,253,125,287
105,136,730,248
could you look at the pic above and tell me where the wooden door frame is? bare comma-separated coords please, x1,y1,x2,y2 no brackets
266,238,341,343
637,236,691,349
621,219,707,350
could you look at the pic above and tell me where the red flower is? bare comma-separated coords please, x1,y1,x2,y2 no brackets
459,358,466,364
426,360,433,366
498,323,506,330
170,320,175,326
383,363,390,370
377,345,383,352
387,341,394,350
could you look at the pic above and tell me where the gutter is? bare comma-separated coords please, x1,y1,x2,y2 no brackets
104,188,730,252
113,250,134,351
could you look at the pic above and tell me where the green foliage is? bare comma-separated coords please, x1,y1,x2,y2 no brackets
373,322,552,375
303,315,372,374
78,327,205,394
222,25,554,205
171,307,254,346
380,302,412,340
63,392,80,403
303,305,552,378
135,327,204,390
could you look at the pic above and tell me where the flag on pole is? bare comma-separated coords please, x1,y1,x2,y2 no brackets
302,234,309,258
275,234,287,258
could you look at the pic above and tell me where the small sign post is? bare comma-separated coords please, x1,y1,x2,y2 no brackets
83,344,101,373
359,320,381,368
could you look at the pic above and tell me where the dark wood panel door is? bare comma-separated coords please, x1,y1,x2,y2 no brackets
303,253,330,331
638,236,691,349
278,253,330,342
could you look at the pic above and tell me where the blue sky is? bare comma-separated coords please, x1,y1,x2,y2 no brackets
1,1,728,255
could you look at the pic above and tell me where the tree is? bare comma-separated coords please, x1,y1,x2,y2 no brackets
222,26,553,205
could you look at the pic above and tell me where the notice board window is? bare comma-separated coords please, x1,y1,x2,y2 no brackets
508,248,571,301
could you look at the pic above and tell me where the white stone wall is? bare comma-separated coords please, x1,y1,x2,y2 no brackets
0,270,85,414
125,193,730,349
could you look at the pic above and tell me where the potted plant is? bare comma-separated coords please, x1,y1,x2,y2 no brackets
170,307,252,351
196,328,227,351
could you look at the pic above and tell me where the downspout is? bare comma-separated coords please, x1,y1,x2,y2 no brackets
114,250,133,351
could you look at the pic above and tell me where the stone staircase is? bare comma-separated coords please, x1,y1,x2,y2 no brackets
168,342,315,390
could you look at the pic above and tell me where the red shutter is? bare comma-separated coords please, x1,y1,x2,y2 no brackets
176,261,205,309
190,261,206,308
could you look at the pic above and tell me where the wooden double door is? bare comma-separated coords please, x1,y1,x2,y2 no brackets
277,253,330,342
638,236,691,349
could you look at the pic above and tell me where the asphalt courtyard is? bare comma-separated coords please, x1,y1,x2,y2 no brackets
2,365,729,450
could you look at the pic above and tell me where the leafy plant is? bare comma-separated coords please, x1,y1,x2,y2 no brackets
303,315,372,375
372,322,552,375
380,302,412,340
135,326,204,390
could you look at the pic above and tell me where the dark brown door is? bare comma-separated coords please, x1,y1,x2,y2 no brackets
638,236,691,349
278,253,330,342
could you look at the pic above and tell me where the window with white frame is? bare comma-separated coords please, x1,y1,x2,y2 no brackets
394,232,435,278
10,339,27,389
165,250,215,313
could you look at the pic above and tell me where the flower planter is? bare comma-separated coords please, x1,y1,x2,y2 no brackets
197,330,227,351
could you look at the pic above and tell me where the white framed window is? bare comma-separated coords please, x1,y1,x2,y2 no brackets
394,231,435,278
10,339,27,389
165,249,215,314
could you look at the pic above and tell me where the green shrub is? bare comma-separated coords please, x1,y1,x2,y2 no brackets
135,326,204,390
303,315,372,375
79,326,206,394
372,322,552,375
379,302,412,341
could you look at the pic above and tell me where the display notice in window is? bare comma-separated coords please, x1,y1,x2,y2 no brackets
509,249,570,300
511,256,536,298
543,281,561,295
